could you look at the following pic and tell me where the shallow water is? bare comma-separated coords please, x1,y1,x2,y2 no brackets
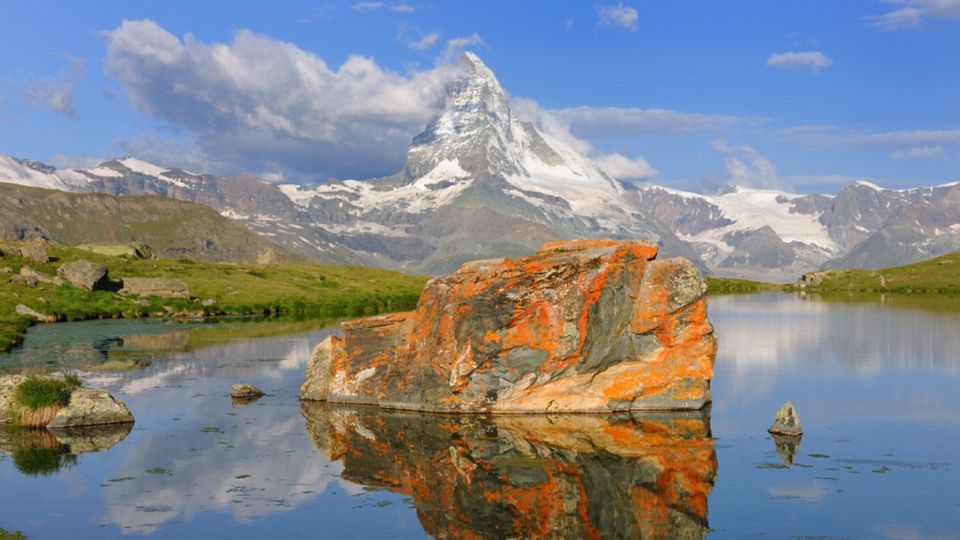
0,293,958,538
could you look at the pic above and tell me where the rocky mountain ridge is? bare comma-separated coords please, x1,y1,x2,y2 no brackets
1,53,957,279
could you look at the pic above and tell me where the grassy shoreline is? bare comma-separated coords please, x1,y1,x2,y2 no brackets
0,244,429,352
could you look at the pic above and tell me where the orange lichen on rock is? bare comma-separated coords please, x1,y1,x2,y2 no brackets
301,239,716,413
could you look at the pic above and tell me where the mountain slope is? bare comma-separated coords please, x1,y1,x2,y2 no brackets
0,182,300,263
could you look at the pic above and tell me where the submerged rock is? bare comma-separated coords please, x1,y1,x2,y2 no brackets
768,401,803,436
230,383,265,400
301,239,717,413
120,277,190,299
0,375,134,428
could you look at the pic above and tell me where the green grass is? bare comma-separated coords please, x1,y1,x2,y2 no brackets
705,276,790,295
801,252,960,294
12,378,73,410
0,528,27,540
0,243,429,352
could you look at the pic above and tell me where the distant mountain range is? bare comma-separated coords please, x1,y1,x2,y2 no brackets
1,53,957,279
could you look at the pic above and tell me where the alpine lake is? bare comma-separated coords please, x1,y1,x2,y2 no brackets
1,292,958,539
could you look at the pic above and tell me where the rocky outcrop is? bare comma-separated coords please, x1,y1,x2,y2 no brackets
302,403,717,539
120,277,190,299
57,260,112,291
301,239,716,413
0,375,134,428
20,238,49,263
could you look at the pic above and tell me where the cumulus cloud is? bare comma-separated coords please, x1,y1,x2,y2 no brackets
891,145,943,159
766,51,833,73
512,97,657,180
390,3,416,13
711,138,780,189
103,19,462,179
593,153,657,180
597,3,639,31
866,0,960,30
24,57,85,115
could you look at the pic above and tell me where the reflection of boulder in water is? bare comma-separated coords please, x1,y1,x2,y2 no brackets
1,423,133,476
301,403,717,539
771,433,802,466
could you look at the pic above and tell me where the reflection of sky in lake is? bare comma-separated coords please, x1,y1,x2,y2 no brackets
0,294,958,539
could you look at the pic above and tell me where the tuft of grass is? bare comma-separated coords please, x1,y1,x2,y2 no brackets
62,372,82,388
0,528,27,540
13,377,72,411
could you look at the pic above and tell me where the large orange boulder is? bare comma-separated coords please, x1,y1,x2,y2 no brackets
301,239,717,413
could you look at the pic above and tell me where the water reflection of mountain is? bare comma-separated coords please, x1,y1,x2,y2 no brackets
302,404,717,540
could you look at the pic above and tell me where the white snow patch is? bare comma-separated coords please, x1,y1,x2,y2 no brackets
118,157,168,177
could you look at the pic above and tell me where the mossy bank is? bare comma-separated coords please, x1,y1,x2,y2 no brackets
0,243,428,352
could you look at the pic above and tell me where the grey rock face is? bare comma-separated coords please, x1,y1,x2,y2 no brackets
57,260,111,291
120,277,190,299
768,401,803,436
47,388,135,428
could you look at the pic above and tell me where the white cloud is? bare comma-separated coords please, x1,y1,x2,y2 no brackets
866,0,960,30
891,145,943,159
390,3,416,13
593,153,657,180
511,97,656,180
445,33,485,52
780,124,960,150
766,51,833,73
711,138,780,189
865,7,923,29
546,105,754,138
351,2,384,11
103,19,462,179
24,58,85,115
399,25,440,50
597,3,638,31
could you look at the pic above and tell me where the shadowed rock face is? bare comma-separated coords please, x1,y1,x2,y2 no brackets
301,239,716,413
302,403,717,540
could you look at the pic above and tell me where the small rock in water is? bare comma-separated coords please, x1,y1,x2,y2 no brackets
771,433,802,465
231,384,264,400
768,401,803,436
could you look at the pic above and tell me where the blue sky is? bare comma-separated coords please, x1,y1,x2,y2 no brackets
1,0,959,193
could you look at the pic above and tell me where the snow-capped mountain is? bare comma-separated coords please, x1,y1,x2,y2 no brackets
2,53,958,280
632,180,960,279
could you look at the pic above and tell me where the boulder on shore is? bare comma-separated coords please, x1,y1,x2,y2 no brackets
21,238,50,263
0,375,134,428
15,304,53,322
20,265,62,285
120,277,190,299
301,239,717,413
57,260,112,291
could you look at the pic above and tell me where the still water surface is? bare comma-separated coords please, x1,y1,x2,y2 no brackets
0,293,958,538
